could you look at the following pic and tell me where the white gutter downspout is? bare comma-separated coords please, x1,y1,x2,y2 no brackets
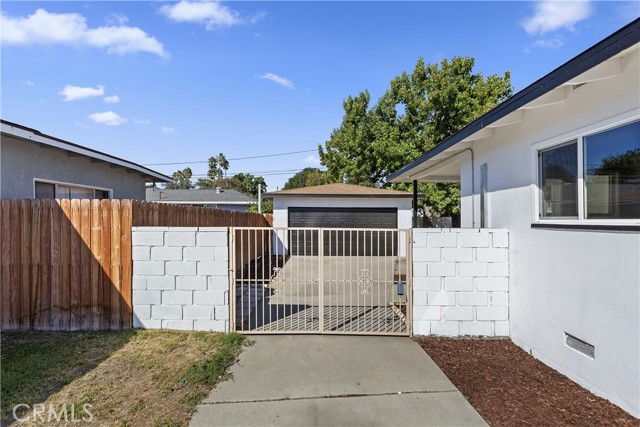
409,147,476,228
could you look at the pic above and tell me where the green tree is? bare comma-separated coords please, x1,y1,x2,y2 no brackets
283,168,334,190
319,56,512,218
206,153,229,181
247,198,273,214
197,173,266,197
165,167,194,189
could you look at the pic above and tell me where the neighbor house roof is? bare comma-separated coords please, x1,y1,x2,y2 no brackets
146,187,255,205
1,119,172,183
263,183,413,198
389,18,640,183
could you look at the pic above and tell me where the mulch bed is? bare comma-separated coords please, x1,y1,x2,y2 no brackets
416,337,639,427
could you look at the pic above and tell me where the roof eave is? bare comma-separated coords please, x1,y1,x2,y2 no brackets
388,18,640,183
1,120,173,183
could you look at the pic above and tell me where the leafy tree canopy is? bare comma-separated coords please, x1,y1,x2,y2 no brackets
165,167,194,189
247,198,273,214
283,168,335,190
319,57,512,217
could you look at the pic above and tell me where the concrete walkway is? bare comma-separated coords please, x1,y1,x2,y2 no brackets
190,335,487,427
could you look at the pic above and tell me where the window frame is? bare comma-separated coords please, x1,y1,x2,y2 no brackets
33,178,113,200
531,111,640,226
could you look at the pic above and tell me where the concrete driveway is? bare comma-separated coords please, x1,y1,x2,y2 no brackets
190,335,487,427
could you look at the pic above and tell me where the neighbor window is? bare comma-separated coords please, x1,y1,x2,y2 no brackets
583,121,640,219
34,180,112,200
536,119,640,222
539,141,578,218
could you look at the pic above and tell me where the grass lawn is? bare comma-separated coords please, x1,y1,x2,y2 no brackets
1,330,246,426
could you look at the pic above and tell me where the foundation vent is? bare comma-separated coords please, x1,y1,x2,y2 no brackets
565,333,595,359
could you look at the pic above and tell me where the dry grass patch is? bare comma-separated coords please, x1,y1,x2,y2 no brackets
3,330,245,427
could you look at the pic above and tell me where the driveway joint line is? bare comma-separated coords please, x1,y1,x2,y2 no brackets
203,389,460,405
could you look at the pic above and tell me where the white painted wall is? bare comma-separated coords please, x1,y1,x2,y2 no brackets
457,51,640,416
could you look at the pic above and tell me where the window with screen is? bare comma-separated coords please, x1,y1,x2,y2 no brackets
539,141,578,218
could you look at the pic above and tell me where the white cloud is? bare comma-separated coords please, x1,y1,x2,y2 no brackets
303,155,320,166
522,1,592,35
1,9,167,57
89,111,127,126
59,85,104,101
105,13,129,25
531,35,565,50
159,0,264,30
133,118,150,125
23,79,35,86
259,73,294,90
103,95,120,104
160,126,175,134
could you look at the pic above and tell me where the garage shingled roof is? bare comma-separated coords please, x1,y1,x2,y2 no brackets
263,183,413,198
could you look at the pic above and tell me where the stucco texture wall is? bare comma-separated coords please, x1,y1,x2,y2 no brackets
456,51,640,416
1,135,147,199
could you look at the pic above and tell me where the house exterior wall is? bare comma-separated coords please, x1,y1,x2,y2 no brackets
272,196,412,229
458,53,640,416
131,227,229,332
0,135,147,199
412,228,509,337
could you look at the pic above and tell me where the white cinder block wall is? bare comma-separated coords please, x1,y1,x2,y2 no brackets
132,227,229,332
412,228,509,336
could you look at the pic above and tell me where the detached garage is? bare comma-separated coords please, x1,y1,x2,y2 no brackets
264,183,413,256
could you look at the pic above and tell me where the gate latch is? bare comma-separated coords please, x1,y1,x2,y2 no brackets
396,280,405,296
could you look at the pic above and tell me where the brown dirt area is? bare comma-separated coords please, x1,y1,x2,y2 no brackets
416,337,639,427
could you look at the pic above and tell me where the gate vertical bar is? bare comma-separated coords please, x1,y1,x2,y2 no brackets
318,228,324,332
229,228,236,332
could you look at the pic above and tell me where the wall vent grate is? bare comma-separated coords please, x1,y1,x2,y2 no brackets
565,333,595,359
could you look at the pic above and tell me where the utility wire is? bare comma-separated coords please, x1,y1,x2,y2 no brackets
143,149,318,166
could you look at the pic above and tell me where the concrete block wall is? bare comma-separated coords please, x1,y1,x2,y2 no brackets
132,227,229,332
413,229,509,337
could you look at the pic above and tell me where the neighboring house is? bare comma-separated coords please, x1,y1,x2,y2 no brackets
264,183,413,255
389,20,639,417
0,120,171,199
146,187,255,211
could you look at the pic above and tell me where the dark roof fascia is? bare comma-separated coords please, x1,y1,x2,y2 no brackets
1,119,173,183
388,18,640,181
263,193,413,199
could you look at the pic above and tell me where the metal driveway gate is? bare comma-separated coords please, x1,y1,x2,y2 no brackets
230,227,411,335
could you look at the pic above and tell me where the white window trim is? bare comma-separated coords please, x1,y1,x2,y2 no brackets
33,178,113,200
530,109,640,226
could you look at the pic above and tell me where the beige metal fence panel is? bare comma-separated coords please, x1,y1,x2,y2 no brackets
230,227,410,336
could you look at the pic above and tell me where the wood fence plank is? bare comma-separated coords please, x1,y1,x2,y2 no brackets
9,201,21,330
50,201,62,330
30,200,42,330
39,200,52,330
90,200,102,329
60,199,71,330
120,200,132,328
80,199,92,329
1,201,12,329
100,199,112,330
20,200,31,330
69,199,82,330
110,200,122,330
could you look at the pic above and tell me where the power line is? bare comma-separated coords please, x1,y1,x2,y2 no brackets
143,149,318,166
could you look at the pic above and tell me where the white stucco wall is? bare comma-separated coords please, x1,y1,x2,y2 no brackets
457,51,640,416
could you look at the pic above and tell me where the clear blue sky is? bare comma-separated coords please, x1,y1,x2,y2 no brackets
2,1,638,190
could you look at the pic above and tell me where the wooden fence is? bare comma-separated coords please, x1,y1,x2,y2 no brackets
0,199,270,331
